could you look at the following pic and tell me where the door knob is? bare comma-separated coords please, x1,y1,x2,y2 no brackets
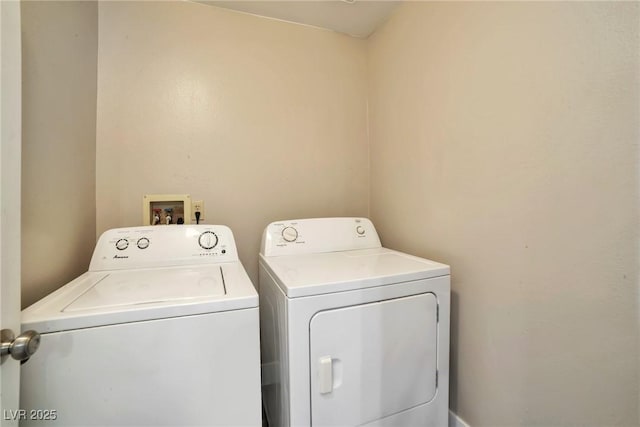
1,329,41,362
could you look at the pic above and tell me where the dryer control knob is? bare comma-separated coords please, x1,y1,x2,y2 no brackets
198,231,218,250
356,225,365,235
282,226,298,242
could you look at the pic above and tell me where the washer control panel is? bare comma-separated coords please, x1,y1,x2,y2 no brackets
261,218,381,257
90,225,239,271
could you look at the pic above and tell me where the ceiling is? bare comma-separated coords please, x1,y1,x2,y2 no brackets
195,1,400,38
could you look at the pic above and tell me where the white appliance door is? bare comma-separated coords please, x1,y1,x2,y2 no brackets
310,293,438,426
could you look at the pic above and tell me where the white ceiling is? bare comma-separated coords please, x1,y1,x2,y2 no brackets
195,1,400,38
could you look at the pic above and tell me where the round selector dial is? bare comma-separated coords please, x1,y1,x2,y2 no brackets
137,237,150,249
198,231,218,250
282,226,298,243
356,225,366,235
115,239,129,251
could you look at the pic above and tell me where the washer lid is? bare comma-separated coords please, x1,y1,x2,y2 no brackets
22,263,258,333
260,247,450,298
64,267,225,312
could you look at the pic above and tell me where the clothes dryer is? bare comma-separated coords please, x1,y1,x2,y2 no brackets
259,218,450,427
21,225,261,426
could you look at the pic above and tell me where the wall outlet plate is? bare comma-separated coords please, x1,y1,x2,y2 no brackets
143,194,192,225
192,200,204,222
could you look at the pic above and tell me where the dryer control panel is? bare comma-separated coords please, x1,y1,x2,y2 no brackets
261,218,381,257
89,225,239,271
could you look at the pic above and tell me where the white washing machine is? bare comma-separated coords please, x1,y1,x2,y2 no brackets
20,225,261,426
259,218,450,427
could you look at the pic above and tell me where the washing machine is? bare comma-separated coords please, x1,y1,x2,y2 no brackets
20,225,261,426
259,217,450,427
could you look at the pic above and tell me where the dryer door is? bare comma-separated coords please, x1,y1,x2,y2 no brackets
309,293,438,426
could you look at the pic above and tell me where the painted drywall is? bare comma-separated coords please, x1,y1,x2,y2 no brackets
21,3,639,423
368,2,639,426
95,1,369,284
21,1,98,308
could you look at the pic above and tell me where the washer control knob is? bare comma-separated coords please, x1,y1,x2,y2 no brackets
356,226,365,235
199,231,218,250
282,226,298,242
115,239,129,251
137,238,150,249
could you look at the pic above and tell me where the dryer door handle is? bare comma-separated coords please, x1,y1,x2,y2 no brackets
318,356,333,394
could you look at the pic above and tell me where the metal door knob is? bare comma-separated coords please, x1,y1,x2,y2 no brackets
1,329,41,362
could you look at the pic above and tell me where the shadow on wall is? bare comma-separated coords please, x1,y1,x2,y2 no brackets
449,290,459,413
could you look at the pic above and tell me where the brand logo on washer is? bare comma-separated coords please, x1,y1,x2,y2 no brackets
113,255,129,259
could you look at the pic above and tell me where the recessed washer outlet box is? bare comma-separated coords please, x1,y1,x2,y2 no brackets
143,194,192,225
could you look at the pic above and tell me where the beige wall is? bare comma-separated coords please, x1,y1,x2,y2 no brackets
368,2,639,426
21,1,98,308
21,2,639,423
95,1,369,283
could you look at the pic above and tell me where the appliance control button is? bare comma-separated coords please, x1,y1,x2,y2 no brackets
115,239,129,251
356,226,365,235
282,226,298,242
137,237,150,249
198,231,218,250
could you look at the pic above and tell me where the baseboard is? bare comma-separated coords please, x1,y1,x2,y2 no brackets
449,410,470,427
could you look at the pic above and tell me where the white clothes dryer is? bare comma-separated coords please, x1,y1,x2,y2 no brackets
259,218,450,427
20,225,261,426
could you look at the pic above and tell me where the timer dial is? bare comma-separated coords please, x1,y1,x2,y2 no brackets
115,239,129,251
356,225,365,235
137,237,150,249
282,226,298,243
198,231,218,250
